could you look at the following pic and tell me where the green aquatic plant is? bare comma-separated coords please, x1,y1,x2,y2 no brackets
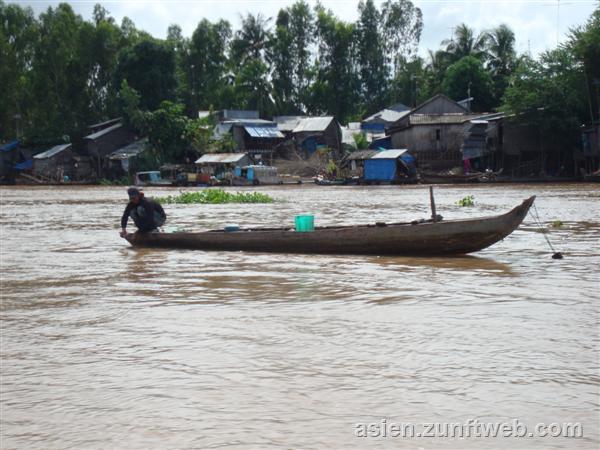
456,195,475,207
156,189,275,204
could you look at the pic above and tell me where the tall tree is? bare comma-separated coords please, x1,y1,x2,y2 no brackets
28,3,96,140
568,3,600,124
189,19,231,110
115,39,176,111
380,0,423,73
485,24,517,105
356,0,387,113
287,1,315,109
441,23,488,64
230,13,273,114
230,13,271,65
309,5,360,122
270,9,295,113
270,2,316,113
501,49,587,146
0,1,38,140
442,56,494,111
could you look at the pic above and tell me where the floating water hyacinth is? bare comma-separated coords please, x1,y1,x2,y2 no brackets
456,195,475,207
156,189,275,204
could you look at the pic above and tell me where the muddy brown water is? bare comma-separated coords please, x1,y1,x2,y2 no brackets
1,184,598,449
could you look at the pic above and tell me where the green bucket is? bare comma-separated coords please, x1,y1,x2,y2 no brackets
295,215,314,232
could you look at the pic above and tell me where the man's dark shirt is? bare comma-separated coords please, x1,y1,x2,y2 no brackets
121,197,166,232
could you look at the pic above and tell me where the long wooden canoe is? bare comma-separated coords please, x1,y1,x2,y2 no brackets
124,196,535,256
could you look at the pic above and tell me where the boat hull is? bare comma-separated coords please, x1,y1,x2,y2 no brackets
125,196,535,256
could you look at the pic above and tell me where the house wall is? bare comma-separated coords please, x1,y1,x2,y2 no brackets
364,159,396,181
34,148,74,180
293,121,341,154
85,128,136,158
391,124,465,170
232,126,246,150
414,96,467,114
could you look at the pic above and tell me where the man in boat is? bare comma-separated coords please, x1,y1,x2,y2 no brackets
119,187,166,237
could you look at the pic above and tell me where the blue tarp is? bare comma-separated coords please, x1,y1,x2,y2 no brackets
364,159,396,181
14,159,32,170
400,153,415,164
361,123,385,133
368,136,391,149
302,137,317,154
1,140,19,152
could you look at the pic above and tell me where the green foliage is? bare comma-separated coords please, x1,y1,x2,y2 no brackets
501,49,587,142
115,39,176,111
189,19,232,110
456,195,475,207
326,160,338,175
156,189,275,204
353,133,369,150
551,220,564,229
568,4,600,124
442,56,494,111
309,6,360,122
99,175,131,185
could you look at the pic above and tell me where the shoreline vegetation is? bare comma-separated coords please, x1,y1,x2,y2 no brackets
155,189,276,204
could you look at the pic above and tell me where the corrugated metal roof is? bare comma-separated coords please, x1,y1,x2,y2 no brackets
108,138,148,160
87,117,121,129
34,143,72,159
244,126,284,138
409,114,481,125
292,116,335,133
84,123,122,140
371,149,408,159
363,108,410,124
195,153,249,164
222,109,259,120
347,150,376,160
273,116,306,132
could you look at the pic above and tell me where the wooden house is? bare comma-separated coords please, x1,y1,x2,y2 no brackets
291,116,342,157
213,119,284,163
195,153,253,182
83,122,136,177
33,144,74,181
387,95,482,171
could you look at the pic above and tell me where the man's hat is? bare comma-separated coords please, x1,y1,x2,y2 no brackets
127,187,141,198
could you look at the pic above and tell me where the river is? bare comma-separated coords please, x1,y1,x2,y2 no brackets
1,183,598,449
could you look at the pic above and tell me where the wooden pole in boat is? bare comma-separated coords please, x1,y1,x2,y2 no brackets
429,186,437,222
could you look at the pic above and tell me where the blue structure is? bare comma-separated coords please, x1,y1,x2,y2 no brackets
363,149,414,182
364,158,397,181
368,136,392,150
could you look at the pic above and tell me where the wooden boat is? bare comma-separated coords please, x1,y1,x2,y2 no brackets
124,196,535,256
419,169,503,184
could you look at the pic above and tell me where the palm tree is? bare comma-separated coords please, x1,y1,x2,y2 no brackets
441,23,488,63
231,13,272,65
485,24,516,77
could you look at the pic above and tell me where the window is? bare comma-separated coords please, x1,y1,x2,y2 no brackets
435,129,441,141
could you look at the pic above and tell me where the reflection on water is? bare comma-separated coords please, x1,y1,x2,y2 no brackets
1,184,599,449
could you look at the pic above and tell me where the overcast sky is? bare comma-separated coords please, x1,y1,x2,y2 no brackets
15,0,598,56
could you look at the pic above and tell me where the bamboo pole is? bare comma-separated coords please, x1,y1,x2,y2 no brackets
430,186,437,222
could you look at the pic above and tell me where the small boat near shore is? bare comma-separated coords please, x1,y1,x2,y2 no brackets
419,169,503,184
125,196,536,256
